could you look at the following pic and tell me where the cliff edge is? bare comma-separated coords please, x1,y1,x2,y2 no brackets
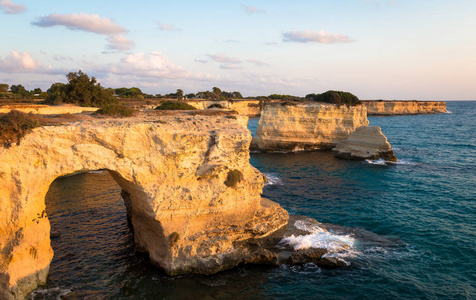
363,101,447,115
0,112,289,299
251,103,369,152
333,126,397,162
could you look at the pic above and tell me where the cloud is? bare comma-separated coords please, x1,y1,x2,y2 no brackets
207,53,242,64
242,5,265,14
32,13,134,50
158,22,179,31
53,54,73,61
92,51,211,81
1,0,26,14
0,50,64,74
220,64,242,70
106,34,135,51
247,59,270,67
282,30,355,44
32,13,126,35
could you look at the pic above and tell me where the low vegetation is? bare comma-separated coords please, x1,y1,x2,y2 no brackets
305,90,361,106
155,101,197,110
0,111,48,147
95,104,135,116
224,169,244,188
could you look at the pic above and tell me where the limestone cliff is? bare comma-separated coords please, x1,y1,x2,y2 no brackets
363,101,447,115
333,126,397,162
0,104,98,115
251,103,369,152
184,100,272,116
0,112,288,299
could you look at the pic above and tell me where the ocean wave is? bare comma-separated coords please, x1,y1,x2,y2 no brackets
364,159,421,166
263,173,282,185
29,287,71,300
279,219,428,268
280,220,357,263
364,159,390,166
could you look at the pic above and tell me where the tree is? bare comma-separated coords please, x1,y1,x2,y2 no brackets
306,90,361,106
0,83,8,93
10,84,30,98
232,91,243,99
176,89,184,100
47,70,116,107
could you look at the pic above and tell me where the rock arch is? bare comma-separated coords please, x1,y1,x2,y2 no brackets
0,115,288,299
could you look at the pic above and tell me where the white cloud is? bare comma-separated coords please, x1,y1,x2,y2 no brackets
283,30,355,44
158,22,179,31
247,59,270,67
207,53,242,64
0,50,64,74
92,52,211,81
32,13,134,51
106,34,135,51
32,13,126,35
242,5,265,14
1,0,26,14
220,64,242,70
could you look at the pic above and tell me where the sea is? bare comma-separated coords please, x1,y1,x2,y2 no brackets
30,101,475,299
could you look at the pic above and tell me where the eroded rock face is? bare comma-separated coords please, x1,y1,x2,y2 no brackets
0,104,98,115
251,103,369,152
363,101,447,115
0,113,288,299
333,126,397,162
184,100,269,116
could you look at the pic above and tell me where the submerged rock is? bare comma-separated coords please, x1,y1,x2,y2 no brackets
333,126,397,162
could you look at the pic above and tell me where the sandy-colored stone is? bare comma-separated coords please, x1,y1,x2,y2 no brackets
0,113,288,299
184,100,270,116
0,104,99,115
333,126,397,161
363,101,447,115
251,103,369,152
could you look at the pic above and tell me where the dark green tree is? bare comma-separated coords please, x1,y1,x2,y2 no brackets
176,89,184,100
0,83,8,93
47,70,116,107
10,84,30,98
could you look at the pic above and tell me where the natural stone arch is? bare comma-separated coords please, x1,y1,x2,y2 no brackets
0,115,288,299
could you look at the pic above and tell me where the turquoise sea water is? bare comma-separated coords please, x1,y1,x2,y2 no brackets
31,101,475,299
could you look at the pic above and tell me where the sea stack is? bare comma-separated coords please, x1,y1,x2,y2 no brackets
333,126,397,162
250,103,369,152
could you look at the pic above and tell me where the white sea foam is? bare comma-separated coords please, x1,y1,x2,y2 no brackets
263,173,282,185
28,287,71,300
364,158,388,166
280,220,356,261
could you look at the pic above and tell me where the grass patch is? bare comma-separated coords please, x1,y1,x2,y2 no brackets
156,101,197,110
0,110,48,147
224,169,244,188
95,104,135,116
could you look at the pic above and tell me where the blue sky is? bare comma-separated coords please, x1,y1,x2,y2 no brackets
0,0,475,99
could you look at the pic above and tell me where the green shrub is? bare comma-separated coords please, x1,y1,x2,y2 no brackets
0,110,47,147
305,90,361,106
95,104,135,116
224,169,244,188
155,101,197,110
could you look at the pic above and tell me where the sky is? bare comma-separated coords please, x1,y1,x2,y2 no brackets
0,0,475,100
